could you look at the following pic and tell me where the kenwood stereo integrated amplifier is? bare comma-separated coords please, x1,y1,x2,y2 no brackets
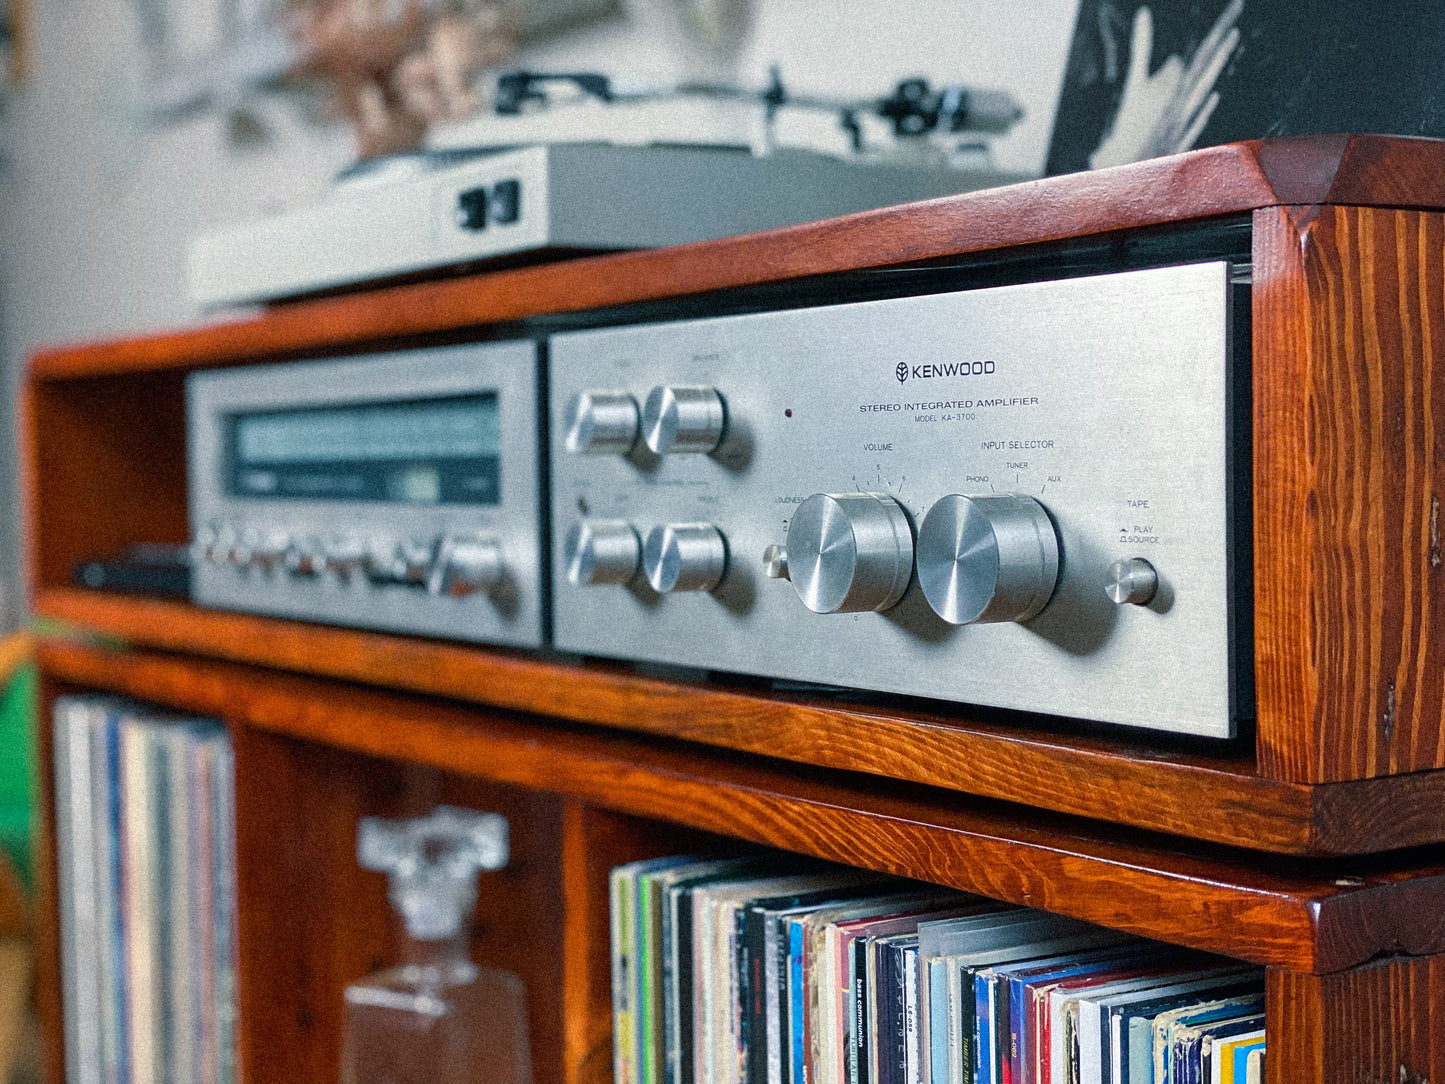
186,262,1246,737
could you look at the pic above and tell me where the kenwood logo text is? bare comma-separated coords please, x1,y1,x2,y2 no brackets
895,360,996,384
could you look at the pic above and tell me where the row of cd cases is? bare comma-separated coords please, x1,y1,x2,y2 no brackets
611,853,1267,1084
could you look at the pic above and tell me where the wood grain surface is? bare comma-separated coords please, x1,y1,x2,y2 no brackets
1267,958,1445,1083
34,636,1445,977
23,375,188,591
1253,204,1445,783
28,136,1445,383
36,586,1445,856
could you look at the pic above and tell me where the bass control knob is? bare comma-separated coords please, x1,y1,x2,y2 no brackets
642,523,728,593
564,390,640,455
428,532,505,597
781,492,914,614
641,385,726,454
564,520,641,586
916,493,1059,624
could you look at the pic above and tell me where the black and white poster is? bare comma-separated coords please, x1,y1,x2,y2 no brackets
1046,0,1445,174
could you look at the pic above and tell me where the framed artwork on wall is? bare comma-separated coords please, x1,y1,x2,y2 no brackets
1047,0,1445,173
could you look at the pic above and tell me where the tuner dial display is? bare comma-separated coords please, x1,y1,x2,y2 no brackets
916,493,1059,624
642,385,726,454
783,492,914,614
642,523,728,593
565,390,639,455
564,520,641,586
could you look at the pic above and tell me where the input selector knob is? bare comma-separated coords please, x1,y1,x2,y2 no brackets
642,523,728,593
564,390,639,455
642,385,726,454
564,520,640,586
428,532,504,597
783,492,914,614
916,493,1059,624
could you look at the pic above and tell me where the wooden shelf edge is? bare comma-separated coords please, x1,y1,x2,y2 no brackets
35,587,1445,857
34,634,1445,976
29,137,1445,383
29,587,1328,848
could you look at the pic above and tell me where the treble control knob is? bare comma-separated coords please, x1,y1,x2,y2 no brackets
642,385,726,454
428,532,505,597
782,493,914,614
564,390,640,455
642,523,728,593
916,493,1060,624
564,520,641,586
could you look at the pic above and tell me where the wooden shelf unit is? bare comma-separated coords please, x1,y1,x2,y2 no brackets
24,135,1445,1082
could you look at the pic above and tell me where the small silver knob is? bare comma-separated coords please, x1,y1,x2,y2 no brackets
246,531,290,571
642,385,727,455
762,544,789,580
916,493,1059,624
428,532,505,597
198,524,231,566
642,523,728,593
1106,558,1159,606
284,537,324,577
564,520,641,586
564,390,640,455
782,493,914,614
370,538,436,586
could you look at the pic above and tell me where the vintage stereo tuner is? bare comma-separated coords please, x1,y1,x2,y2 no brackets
187,342,545,647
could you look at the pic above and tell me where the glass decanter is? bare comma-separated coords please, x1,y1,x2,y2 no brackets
338,805,533,1084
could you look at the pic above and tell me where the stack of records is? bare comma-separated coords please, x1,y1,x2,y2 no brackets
610,854,1265,1084
52,696,240,1084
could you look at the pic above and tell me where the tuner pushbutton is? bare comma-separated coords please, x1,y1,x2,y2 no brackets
642,523,728,593
916,493,1060,624
428,532,505,597
1106,557,1159,606
564,520,641,586
781,493,914,614
564,390,640,455
642,385,727,455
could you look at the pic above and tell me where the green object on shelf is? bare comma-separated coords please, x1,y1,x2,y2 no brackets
0,661,35,888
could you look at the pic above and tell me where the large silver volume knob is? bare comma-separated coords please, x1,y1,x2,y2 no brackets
642,385,727,454
428,532,505,597
564,520,641,586
564,390,639,455
916,493,1060,624
642,523,728,593
783,492,914,614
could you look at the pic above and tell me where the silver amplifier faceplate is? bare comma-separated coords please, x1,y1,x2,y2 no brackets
188,341,544,648
549,262,1240,737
